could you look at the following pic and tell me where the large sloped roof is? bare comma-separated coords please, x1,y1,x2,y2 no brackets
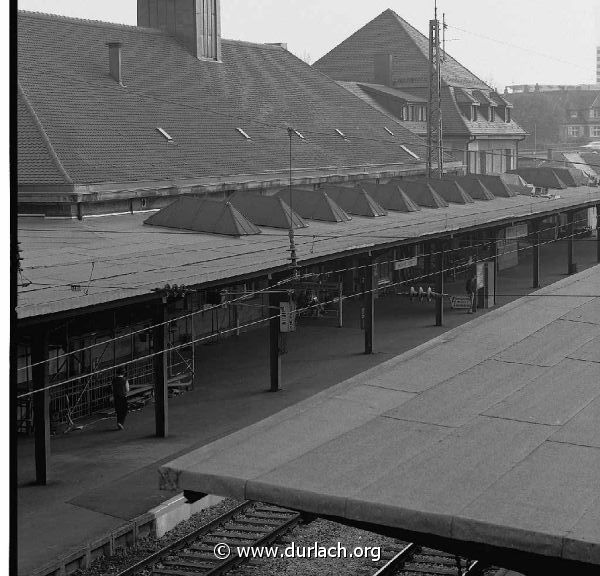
314,9,489,89
229,192,308,229
510,168,569,190
17,11,431,189
144,197,261,236
322,185,388,217
275,188,352,223
360,182,421,212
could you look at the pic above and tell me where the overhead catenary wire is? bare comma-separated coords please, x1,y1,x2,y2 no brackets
18,212,590,372
16,224,599,399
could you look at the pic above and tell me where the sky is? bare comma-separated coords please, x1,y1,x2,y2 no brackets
16,0,600,89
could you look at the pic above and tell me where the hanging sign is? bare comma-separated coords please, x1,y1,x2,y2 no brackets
280,301,297,333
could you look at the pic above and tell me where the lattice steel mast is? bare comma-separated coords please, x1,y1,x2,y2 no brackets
427,3,444,178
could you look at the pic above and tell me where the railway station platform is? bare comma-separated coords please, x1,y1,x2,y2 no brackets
17,239,599,575
161,265,600,573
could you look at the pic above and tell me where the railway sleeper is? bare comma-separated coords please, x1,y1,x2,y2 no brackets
247,511,297,520
403,562,468,575
413,554,471,567
223,524,271,534
210,530,266,540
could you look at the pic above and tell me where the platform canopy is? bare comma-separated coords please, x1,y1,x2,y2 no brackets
160,267,600,571
398,179,450,208
444,176,496,201
229,192,308,229
428,179,475,204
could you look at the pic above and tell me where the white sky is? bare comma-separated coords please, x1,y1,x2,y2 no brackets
16,0,600,89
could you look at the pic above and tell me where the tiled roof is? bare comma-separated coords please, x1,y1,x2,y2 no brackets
315,9,489,90
314,10,526,139
17,11,432,188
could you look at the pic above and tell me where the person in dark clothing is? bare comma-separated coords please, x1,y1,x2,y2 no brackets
112,367,129,430
466,274,478,314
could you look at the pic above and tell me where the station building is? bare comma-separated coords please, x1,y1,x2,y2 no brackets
15,3,600,487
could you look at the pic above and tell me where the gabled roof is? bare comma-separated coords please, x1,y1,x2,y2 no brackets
314,9,489,89
144,197,261,236
397,180,450,208
428,179,475,204
228,192,308,229
322,185,388,217
275,188,352,223
445,177,496,201
17,11,432,190
360,182,421,212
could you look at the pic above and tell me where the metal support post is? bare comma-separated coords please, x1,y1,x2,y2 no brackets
31,329,50,485
435,243,444,327
269,291,282,391
567,211,576,275
492,236,498,306
338,283,343,328
363,255,375,354
596,204,600,264
153,300,169,438
532,220,540,289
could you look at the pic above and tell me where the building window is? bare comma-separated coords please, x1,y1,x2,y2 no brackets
569,110,578,119
593,109,600,119
567,126,581,138
506,108,511,123
505,149,513,171
472,106,478,121
592,126,600,137
401,105,408,121
408,105,415,121
416,106,427,121
490,107,496,122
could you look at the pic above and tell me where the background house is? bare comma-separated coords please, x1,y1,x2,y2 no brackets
313,9,527,175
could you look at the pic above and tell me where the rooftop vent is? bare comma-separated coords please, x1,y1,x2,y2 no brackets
275,188,352,223
106,41,124,86
360,182,421,213
321,184,388,217
395,180,449,209
144,197,261,236
236,127,252,140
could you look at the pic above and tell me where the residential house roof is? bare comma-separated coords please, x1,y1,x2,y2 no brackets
17,11,438,194
313,9,526,139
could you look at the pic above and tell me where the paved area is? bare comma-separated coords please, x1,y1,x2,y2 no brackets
17,237,598,574
162,264,600,568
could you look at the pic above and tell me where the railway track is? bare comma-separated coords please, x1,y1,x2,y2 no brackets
117,500,490,576
117,501,301,576
374,542,485,576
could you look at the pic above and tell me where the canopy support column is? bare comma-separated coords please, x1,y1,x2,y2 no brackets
31,329,50,485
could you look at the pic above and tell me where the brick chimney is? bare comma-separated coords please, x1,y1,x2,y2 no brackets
106,42,124,85
137,0,221,61
374,53,393,86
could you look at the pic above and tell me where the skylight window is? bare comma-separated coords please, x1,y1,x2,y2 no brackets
156,127,173,142
400,144,420,160
335,128,346,138
236,127,252,140
384,127,395,136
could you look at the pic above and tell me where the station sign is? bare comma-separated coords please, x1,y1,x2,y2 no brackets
280,301,297,332
394,256,418,271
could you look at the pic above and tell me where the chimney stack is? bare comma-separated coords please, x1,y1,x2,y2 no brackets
374,53,393,86
137,0,221,61
106,42,124,85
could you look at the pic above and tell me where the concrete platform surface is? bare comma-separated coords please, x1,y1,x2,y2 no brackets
161,266,600,567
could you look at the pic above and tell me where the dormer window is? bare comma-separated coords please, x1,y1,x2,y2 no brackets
506,108,511,123
490,107,496,122
472,106,478,121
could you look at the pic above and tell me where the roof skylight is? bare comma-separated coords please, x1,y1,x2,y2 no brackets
236,127,252,140
400,144,420,160
335,128,346,138
384,127,395,136
156,127,173,142
293,129,306,140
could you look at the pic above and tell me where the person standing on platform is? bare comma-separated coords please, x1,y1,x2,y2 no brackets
112,367,129,430
466,274,478,314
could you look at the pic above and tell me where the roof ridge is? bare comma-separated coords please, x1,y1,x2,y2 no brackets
17,81,73,185
17,9,159,33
